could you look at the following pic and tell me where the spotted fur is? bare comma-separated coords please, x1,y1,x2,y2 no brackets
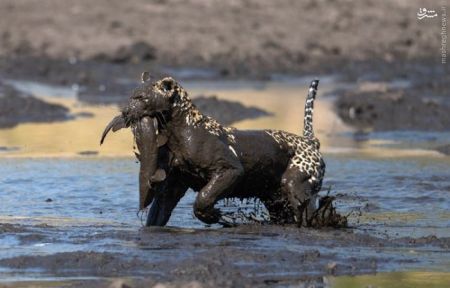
265,80,324,191
265,130,325,191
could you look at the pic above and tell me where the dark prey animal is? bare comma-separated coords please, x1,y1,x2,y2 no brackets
101,74,345,227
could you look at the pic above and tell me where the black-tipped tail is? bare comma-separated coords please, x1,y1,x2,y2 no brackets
303,79,319,138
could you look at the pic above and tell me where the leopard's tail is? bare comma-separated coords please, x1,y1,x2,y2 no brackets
303,79,319,138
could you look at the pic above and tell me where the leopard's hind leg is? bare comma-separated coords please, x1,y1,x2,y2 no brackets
280,167,318,227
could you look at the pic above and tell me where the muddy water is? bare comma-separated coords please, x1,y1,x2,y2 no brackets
0,79,449,287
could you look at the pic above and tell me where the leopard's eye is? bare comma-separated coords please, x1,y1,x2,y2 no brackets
132,94,144,100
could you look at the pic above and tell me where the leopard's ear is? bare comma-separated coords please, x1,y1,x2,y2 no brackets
161,77,176,92
141,71,151,83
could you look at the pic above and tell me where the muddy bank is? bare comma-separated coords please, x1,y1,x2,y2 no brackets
334,72,450,132
0,83,70,128
192,96,271,125
0,223,449,287
335,90,450,131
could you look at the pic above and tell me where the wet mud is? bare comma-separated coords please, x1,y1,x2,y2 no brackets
192,96,271,126
334,72,450,132
0,223,449,288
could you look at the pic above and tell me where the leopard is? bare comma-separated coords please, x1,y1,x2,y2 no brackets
101,74,345,227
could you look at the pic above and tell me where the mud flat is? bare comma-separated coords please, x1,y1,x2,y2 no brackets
0,0,441,77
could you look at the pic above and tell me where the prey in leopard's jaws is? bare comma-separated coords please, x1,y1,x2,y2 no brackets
101,73,346,227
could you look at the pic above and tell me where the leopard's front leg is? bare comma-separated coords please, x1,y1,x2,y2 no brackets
193,166,244,224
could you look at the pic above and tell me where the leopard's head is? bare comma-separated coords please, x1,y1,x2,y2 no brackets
122,73,189,125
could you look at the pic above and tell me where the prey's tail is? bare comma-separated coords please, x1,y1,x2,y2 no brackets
303,79,319,138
